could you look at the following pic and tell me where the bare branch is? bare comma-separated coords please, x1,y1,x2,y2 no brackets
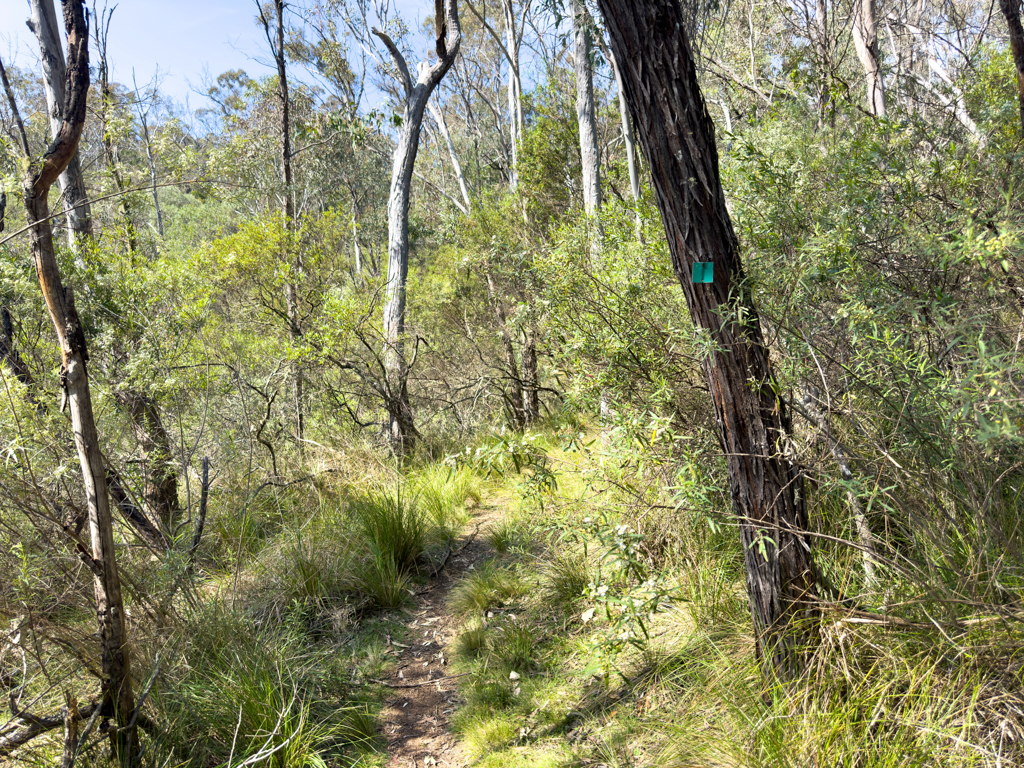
372,27,412,95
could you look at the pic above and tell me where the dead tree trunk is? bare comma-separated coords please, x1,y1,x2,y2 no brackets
0,0,138,757
1001,0,1024,135
26,0,93,248
595,0,819,679
374,0,462,455
851,0,887,117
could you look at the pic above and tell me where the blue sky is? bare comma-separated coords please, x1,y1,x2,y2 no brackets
0,0,433,111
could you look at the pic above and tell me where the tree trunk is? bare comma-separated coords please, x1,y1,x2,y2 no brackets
851,0,887,117
3,1,138,756
116,390,179,531
503,0,523,191
374,0,462,456
521,326,540,425
428,100,472,212
603,38,642,238
26,0,92,248
465,0,524,191
594,0,819,679
94,8,139,255
1000,0,1024,135
572,0,602,217
485,272,525,429
260,0,304,450
139,110,164,236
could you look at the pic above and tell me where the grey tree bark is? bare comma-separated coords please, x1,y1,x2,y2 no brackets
428,100,472,212
572,0,602,217
851,0,887,117
599,36,641,237
26,0,92,248
1,1,138,757
465,0,525,191
594,0,820,679
374,0,462,455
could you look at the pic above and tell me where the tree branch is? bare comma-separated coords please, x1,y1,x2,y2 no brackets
372,27,412,95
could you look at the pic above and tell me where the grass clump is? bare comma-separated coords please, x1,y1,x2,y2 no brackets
150,604,381,768
351,489,426,574
543,548,591,611
449,563,528,615
486,517,526,554
457,622,488,658
411,464,482,540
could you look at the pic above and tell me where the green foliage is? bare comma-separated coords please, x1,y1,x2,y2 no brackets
351,489,427,574
450,563,529,615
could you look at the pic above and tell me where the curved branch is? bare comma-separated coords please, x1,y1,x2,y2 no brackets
372,27,412,95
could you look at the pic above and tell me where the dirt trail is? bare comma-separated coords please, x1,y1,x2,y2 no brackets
378,506,501,768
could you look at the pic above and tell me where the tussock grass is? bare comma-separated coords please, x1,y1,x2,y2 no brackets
351,489,427,574
410,464,482,540
149,603,381,768
449,563,529,615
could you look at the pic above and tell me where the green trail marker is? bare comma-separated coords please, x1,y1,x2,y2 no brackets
692,262,713,283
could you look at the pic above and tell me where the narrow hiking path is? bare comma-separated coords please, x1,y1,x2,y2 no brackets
377,504,503,768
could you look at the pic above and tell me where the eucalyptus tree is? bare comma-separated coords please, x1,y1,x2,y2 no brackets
594,0,820,679
464,0,528,190
571,0,600,218
345,0,463,454
850,0,886,117
1000,0,1024,134
0,0,139,757
26,0,93,247
257,0,305,451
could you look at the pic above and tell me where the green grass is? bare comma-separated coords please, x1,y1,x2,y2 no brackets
411,464,482,540
351,489,427,574
449,563,529,615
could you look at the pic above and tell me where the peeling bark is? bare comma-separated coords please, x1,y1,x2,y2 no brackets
851,0,887,117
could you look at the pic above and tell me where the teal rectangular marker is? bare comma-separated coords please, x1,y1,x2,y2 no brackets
692,262,713,283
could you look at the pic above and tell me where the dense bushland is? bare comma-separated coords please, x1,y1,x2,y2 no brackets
2,1,1023,766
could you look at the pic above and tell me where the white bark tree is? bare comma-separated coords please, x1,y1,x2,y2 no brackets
851,0,887,117
572,0,601,217
374,0,463,454
465,0,527,190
